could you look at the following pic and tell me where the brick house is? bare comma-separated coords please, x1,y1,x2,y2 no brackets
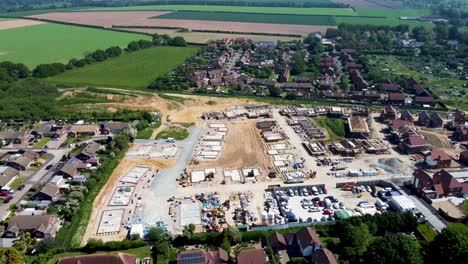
380,105,398,123
412,169,468,199
398,135,431,154
400,109,414,122
4,215,59,239
387,93,406,105
453,124,468,142
424,149,452,169
177,248,229,264
459,150,468,166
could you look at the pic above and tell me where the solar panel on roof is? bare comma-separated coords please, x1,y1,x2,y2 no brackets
179,252,205,264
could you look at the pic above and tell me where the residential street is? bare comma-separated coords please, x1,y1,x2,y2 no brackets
0,148,69,220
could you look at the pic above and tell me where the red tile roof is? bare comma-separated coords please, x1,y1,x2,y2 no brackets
430,149,451,162
310,248,338,264
237,249,268,264
391,119,412,129
408,135,428,146
388,93,405,101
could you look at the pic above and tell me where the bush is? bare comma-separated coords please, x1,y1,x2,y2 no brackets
82,239,145,253
241,231,268,242
32,63,66,78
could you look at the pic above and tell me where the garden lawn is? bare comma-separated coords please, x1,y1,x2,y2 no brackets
314,117,346,141
417,224,437,242
154,11,336,25
0,23,151,68
136,127,155,139
48,46,198,90
9,176,28,190
83,5,356,16
33,137,51,148
156,127,189,140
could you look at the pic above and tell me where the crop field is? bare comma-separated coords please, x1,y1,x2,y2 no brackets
82,5,356,16
154,11,337,25
115,27,302,44
32,11,333,36
48,46,199,89
29,11,170,28
334,16,431,28
0,23,150,68
356,8,431,18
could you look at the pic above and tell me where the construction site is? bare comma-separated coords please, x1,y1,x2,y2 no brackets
84,98,451,243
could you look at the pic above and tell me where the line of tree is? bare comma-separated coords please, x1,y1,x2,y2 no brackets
32,34,187,78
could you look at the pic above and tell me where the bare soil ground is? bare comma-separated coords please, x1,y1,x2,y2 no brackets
29,11,170,28
100,91,255,124
419,128,453,150
0,19,46,30
30,11,333,36
191,121,272,174
116,27,302,44
81,157,173,245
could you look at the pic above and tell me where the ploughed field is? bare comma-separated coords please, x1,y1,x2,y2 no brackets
30,11,335,36
81,5,356,16
47,46,199,89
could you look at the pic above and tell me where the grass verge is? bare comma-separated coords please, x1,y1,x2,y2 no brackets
54,144,128,248
159,93,187,103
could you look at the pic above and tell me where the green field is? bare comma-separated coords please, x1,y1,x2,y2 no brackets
0,23,150,68
154,11,336,25
83,5,356,16
48,46,198,89
335,16,432,28
356,8,431,18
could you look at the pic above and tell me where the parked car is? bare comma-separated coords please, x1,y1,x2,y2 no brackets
3,196,13,203
322,186,328,194
0,192,9,197
17,185,25,190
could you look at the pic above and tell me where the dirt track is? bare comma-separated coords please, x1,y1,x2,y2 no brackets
0,19,46,30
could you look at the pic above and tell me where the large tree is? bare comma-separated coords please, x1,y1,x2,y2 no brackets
363,235,423,264
427,224,468,264
335,222,371,259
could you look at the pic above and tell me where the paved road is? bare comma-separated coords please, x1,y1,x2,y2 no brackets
141,126,202,228
0,148,69,220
